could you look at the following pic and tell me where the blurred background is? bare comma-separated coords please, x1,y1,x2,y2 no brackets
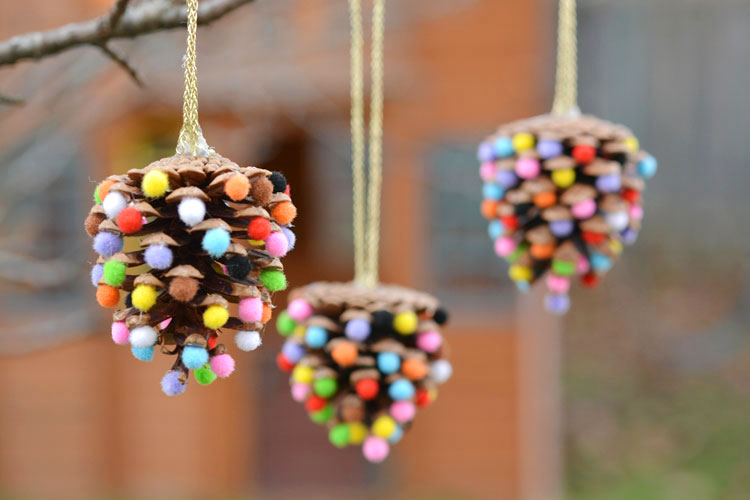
0,0,748,499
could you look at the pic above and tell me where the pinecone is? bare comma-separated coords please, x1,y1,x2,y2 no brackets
275,282,451,463
85,154,297,394
477,114,657,314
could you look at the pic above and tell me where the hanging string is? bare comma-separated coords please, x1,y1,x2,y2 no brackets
349,0,386,289
176,0,212,156
551,0,579,116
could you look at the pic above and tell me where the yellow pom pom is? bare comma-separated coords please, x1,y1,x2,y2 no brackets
512,132,535,152
552,168,576,188
141,170,170,198
347,422,368,445
372,415,397,439
609,239,623,255
132,285,157,312
624,136,639,153
203,304,229,329
293,325,306,338
292,365,314,384
429,387,439,402
509,265,532,282
393,311,418,335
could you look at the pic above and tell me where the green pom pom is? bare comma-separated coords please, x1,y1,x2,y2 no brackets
313,377,338,398
551,259,575,276
276,311,296,336
94,185,101,204
102,260,127,287
194,365,217,385
260,269,287,292
310,404,333,424
506,243,528,264
329,423,350,448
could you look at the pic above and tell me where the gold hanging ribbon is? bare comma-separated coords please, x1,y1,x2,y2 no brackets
349,0,386,289
551,0,579,116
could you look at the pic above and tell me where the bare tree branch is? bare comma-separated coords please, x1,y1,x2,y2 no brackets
95,42,143,86
0,0,255,67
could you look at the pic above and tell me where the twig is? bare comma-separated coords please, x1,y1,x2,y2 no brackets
0,0,255,67
95,42,143,86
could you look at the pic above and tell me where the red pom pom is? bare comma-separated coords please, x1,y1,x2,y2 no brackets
247,218,271,241
117,206,143,234
416,388,431,408
572,144,596,164
582,231,607,245
305,395,327,412
276,352,295,372
208,336,218,350
355,378,379,400
621,188,641,204
582,272,600,288
500,215,519,232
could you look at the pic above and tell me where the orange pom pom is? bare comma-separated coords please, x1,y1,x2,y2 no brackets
402,358,428,380
530,243,555,260
271,201,297,225
331,342,358,367
480,200,498,219
225,174,250,201
533,192,556,209
96,284,120,308
261,303,273,323
99,179,115,201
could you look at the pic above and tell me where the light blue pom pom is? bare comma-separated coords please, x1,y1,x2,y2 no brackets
202,228,231,258
182,346,209,369
388,379,415,401
131,345,154,362
305,326,328,349
388,425,403,444
637,156,658,178
377,352,401,374
482,183,505,201
488,220,504,240
590,252,613,272
515,280,530,293
493,137,514,158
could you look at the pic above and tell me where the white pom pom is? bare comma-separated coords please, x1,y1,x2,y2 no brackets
430,359,453,384
606,211,629,232
235,330,262,352
129,326,158,348
102,191,127,219
178,197,206,227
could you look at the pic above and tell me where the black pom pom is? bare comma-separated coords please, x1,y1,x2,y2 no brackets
226,255,253,280
371,310,395,334
433,307,449,325
125,292,133,309
269,171,287,194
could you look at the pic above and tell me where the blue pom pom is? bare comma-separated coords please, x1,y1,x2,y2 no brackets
388,379,415,400
637,156,658,178
90,264,103,287
388,425,403,444
161,371,187,396
590,252,613,272
305,326,328,349
282,227,296,251
482,183,505,201
488,220,504,240
93,232,123,257
377,352,401,374
345,318,371,342
515,280,531,293
492,137,514,158
131,345,154,362
182,346,209,369
202,228,231,258
144,244,173,270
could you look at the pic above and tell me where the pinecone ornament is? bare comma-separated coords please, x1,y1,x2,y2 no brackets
275,282,451,463
477,114,657,314
85,154,298,394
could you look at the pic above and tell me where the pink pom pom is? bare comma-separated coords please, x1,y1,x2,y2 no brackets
479,162,496,182
238,297,263,322
494,236,517,257
265,231,289,257
209,353,235,378
288,298,313,321
390,401,416,424
363,436,390,463
576,256,590,274
111,321,129,345
546,274,570,294
515,157,540,179
291,382,311,402
416,331,442,353
571,199,596,219
629,204,643,220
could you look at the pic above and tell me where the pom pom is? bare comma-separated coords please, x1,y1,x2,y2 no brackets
235,330,262,351
142,170,170,198
345,318,371,342
276,311,296,336
94,179,115,203
129,325,157,348
96,284,119,307
247,218,271,241
544,293,570,315
102,191,127,219
291,382,311,402
551,168,576,188
265,232,289,257
288,299,313,321
388,425,404,444
417,330,442,352
271,201,297,225
182,345,209,370
377,352,401,374
116,206,143,234
238,297,263,322
85,213,104,237
306,395,327,412
269,171,288,193
292,365,314,384
250,177,273,205
329,423,350,448
202,228,231,258
572,144,596,164
111,321,129,345
390,401,416,423
161,371,187,396
277,352,295,372
512,132,535,151
260,269,286,292
178,197,206,227
305,326,328,348
331,341,358,367
402,359,427,381
309,404,334,424
356,378,380,400
393,311,418,335
132,285,157,312
430,359,453,384
515,157,541,179
93,232,123,257
348,422,368,445
131,345,154,361
168,277,198,302
144,244,173,270
225,174,250,201
102,260,127,287
281,227,296,251
388,379,415,400
372,310,395,334
194,365,217,385
638,156,658,178
372,415,397,439
282,340,306,363
210,353,235,378
226,255,253,280
546,274,571,294
203,304,229,329
90,264,103,287
363,437,390,463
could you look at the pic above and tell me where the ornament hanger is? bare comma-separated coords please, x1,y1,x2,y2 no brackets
552,0,579,117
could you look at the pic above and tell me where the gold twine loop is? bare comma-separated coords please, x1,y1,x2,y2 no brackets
552,0,579,116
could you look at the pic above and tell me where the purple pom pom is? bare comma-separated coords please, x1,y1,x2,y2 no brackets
477,141,494,162
282,340,306,363
544,293,570,315
345,318,371,342
281,227,296,251
161,371,187,396
144,244,173,270
90,264,103,287
93,232,123,257
621,227,639,245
